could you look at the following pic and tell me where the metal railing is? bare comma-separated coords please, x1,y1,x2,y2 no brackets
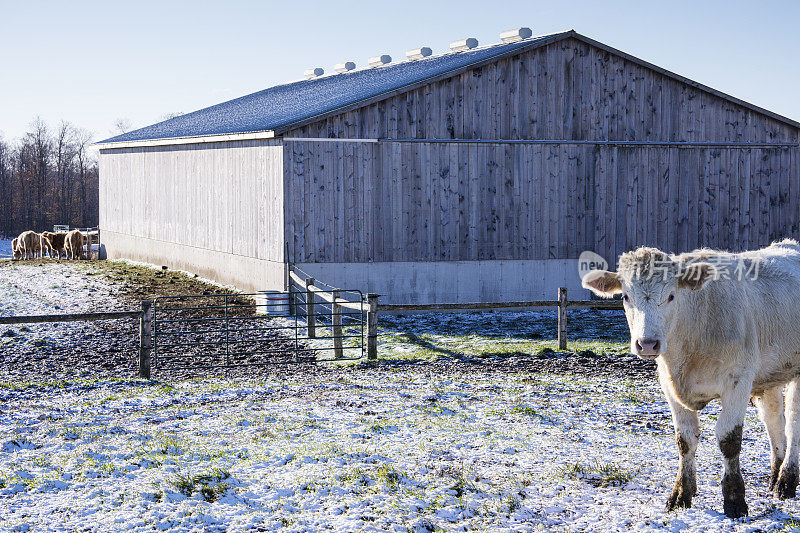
287,270,379,360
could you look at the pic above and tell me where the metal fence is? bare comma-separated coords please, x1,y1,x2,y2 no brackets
149,290,367,373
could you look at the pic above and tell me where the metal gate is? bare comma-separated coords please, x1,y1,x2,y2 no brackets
151,290,366,372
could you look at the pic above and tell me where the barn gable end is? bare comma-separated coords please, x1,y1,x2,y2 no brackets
284,36,798,143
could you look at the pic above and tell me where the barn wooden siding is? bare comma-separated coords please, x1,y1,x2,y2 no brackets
286,38,798,144
283,37,799,268
100,139,284,262
283,140,800,268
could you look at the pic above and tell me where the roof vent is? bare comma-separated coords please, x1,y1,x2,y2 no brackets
304,67,324,79
499,27,533,43
334,61,356,73
405,47,433,60
449,38,478,52
368,54,392,67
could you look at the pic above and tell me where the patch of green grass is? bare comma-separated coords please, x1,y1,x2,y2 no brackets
375,464,403,489
0,376,133,391
509,405,537,416
340,467,371,487
170,468,232,502
100,463,117,477
154,384,176,395
506,493,523,514
618,390,643,403
449,476,469,497
372,327,628,363
782,518,800,532
558,459,636,488
156,436,184,455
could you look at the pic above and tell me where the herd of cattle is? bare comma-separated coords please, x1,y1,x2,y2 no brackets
10,229,86,260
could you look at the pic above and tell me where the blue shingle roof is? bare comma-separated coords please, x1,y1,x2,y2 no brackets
99,34,560,143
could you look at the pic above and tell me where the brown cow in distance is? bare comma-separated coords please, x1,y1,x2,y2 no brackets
65,230,85,260
41,231,68,259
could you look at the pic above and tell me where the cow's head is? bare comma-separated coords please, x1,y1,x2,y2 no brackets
581,247,717,359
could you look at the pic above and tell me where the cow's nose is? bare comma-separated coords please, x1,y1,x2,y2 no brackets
635,337,661,355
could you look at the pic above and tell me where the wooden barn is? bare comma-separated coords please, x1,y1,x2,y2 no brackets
98,29,800,304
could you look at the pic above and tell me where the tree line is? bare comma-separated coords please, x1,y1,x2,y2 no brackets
0,118,99,238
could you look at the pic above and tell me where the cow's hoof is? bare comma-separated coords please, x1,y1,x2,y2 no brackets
775,470,798,500
665,488,693,511
723,497,748,519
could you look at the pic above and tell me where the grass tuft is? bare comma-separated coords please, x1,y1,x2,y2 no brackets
558,459,635,488
170,468,232,502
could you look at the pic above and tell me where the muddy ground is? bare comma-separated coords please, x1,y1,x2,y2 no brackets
0,259,653,383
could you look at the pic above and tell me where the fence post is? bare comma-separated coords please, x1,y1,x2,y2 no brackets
332,289,343,359
139,300,153,379
305,277,316,338
557,287,567,350
367,293,378,360
286,268,296,317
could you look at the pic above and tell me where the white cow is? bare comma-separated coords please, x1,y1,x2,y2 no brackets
582,239,800,518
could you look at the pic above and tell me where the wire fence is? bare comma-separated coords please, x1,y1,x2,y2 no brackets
148,290,367,374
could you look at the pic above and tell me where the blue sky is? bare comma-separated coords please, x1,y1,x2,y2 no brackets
1,0,798,144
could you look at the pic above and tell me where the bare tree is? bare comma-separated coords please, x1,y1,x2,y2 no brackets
0,118,99,236
159,112,184,121
73,128,95,227
54,121,77,224
113,118,132,134
26,118,52,228
0,137,11,236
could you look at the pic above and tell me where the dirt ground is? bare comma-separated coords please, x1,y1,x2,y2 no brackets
0,259,653,384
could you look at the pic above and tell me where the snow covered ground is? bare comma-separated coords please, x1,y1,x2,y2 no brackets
0,261,123,317
2,260,800,531
1,372,799,532
0,238,12,259
0,260,126,362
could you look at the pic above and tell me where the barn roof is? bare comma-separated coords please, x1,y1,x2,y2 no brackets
99,30,799,146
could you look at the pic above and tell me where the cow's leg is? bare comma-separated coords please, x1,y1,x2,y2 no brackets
776,377,800,499
717,383,750,518
659,373,700,511
754,386,786,491
665,393,700,510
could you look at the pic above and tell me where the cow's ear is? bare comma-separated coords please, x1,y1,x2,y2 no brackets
582,270,622,298
678,262,717,290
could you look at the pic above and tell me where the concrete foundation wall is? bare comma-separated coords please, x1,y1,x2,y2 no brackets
293,259,590,305
103,230,285,294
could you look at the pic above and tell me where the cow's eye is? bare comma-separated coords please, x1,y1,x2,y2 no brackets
623,294,630,303
667,293,675,302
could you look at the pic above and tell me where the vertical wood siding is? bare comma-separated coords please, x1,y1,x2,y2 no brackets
99,140,284,262
284,140,800,266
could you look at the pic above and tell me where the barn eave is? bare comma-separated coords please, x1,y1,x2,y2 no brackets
95,130,276,151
